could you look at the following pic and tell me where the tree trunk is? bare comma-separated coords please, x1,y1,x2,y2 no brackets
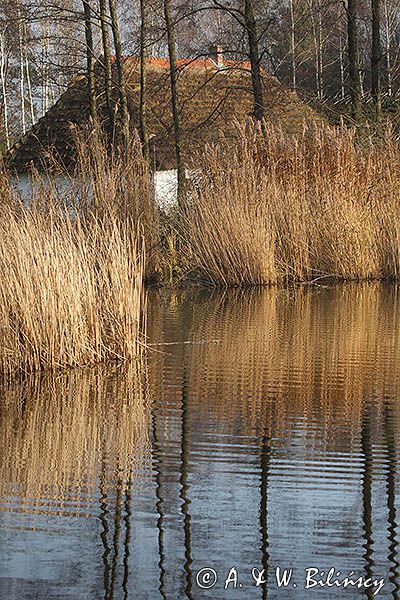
244,0,264,121
25,38,35,126
371,0,382,119
317,0,324,99
108,0,130,143
0,31,10,150
18,13,26,135
139,0,149,159
347,0,362,122
41,19,49,116
309,1,320,99
359,49,364,97
289,0,296,92
383,0,392,97
164,0,186,206
308,0,323,100
82,0,97,123
99,0,114,130
339,35,345,100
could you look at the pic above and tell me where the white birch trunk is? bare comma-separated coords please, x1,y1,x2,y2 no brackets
41,19,50,116
383,0,392,97
0,31,10,150
26,56,35,126
23,23,35,126
18,14,26,135
339,35,345,100
289,0,297,92
309,0,321,99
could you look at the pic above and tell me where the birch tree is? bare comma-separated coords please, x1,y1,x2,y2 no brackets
0,28,10,150
347,0,362,121
18,11,26,134
371,0,382,118
289,0,297,91
383,0,392,96
41,18,50,116
25,29,35,127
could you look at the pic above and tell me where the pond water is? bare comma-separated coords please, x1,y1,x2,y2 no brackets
1,285,400,599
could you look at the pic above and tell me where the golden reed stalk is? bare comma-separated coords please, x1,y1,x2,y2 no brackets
182,123,400,286
0,132,157,377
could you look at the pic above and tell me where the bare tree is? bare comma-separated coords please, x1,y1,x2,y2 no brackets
339,33,346,99
383,0,392,96
139,0,149,159
18,10,26,134
164,0,186,205
99,0,114,129
347,0,362,121
25,25,35,127
371,0,382,118
289,0,297,91
5,0,400,149
308,0,323,99
40,18,51,117
0,27,10,149
109,0,130,142
243,0,265,120
208,1,265,120
82,0,97,122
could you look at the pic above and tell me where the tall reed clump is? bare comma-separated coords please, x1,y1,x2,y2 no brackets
72,128,159,280
0,132,156,377
181,123,400,286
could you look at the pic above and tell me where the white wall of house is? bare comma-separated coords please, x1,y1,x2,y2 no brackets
154,169,178,210
11,169,183,210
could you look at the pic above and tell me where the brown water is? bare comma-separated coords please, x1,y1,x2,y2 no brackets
1,285,400,599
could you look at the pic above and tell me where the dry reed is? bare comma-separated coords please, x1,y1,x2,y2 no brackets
0,133,155,377
182,123,400,286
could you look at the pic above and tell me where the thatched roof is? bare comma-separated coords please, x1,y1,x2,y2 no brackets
7,55,319,172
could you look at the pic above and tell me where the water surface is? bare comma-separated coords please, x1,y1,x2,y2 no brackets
1,285,400,599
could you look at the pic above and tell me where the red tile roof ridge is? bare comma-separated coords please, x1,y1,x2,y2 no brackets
120,55,253,71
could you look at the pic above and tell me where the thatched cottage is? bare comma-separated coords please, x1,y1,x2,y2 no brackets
7,47,318,176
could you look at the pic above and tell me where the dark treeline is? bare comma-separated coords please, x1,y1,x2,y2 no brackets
1,0,400,152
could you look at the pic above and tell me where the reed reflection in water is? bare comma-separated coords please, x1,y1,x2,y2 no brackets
0,364,151,599
1,285,400,599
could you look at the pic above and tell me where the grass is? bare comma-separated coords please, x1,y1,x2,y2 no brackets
180,122,400,286
0,132,155,377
